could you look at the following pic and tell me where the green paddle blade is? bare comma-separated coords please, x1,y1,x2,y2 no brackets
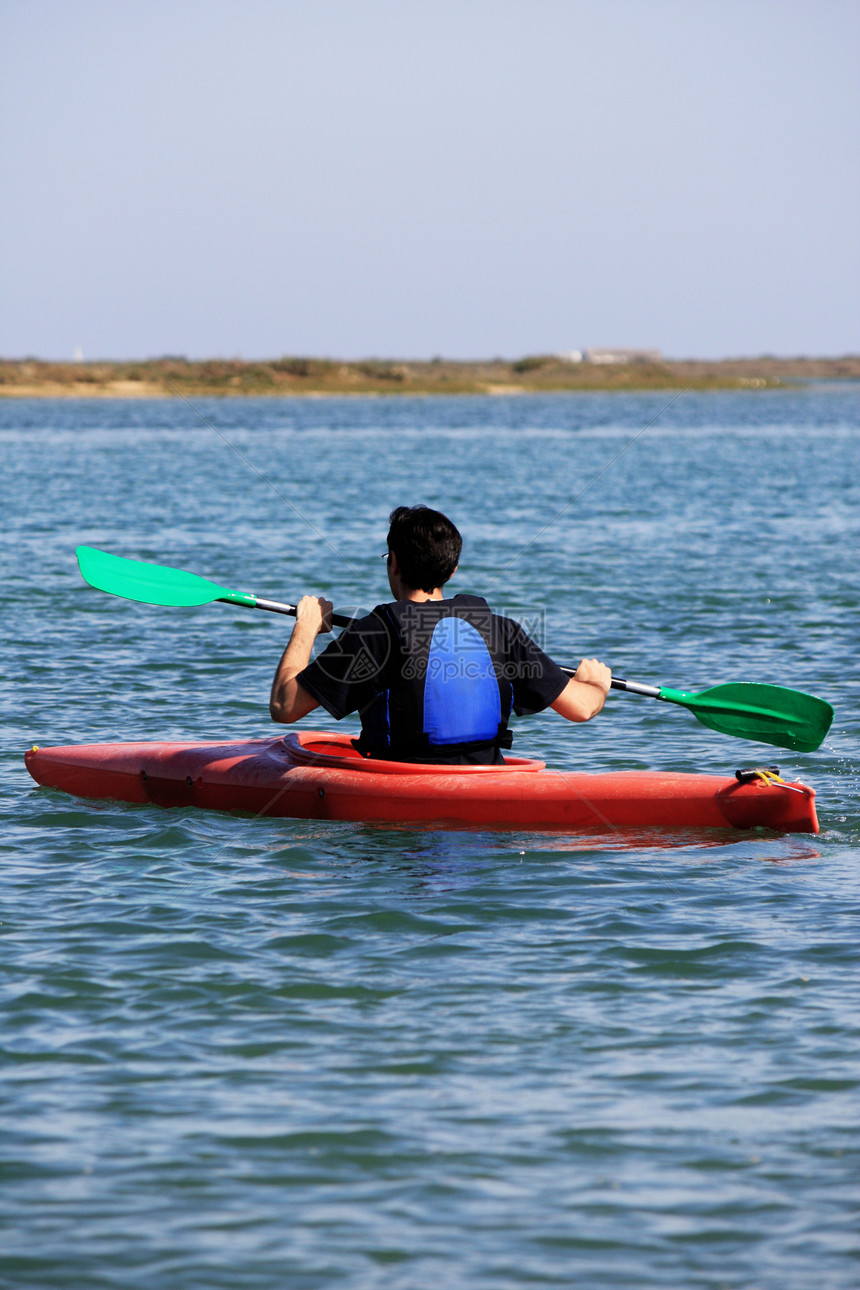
659,683,834,753
76,546,257,609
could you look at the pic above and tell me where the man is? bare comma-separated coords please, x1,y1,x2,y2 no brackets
270,505,611,764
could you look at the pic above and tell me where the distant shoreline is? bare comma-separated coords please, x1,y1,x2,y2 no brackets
2,354,858,398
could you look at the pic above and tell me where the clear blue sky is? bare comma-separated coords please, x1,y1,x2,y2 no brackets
1,0,858,361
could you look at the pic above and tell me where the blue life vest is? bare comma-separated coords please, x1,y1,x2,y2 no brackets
356,596,513,762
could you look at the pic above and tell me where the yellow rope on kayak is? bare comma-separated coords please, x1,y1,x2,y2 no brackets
753,767,807,795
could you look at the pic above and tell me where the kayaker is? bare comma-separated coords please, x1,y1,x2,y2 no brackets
269,505,611,764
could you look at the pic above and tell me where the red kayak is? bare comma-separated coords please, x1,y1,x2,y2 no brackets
24,730,819,834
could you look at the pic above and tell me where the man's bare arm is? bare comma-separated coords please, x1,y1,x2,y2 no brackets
269,595,332,724
550,658,611,723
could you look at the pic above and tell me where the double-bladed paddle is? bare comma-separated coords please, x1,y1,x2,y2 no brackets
76,546,834,753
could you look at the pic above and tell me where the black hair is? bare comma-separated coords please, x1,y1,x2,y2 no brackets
387,505,463,593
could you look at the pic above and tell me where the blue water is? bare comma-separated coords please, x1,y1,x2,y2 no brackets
2,389,859,1288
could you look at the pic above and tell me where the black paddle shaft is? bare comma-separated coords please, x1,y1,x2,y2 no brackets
258,607,637,682
258,606,635,678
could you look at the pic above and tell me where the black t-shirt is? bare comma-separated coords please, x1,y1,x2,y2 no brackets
298,595,567,758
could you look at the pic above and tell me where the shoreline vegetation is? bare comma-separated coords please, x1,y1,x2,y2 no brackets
1,354,858,398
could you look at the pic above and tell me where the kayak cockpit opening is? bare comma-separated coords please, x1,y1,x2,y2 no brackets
280,730,547,774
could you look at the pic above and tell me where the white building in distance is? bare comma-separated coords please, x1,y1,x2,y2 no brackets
583,348,663,364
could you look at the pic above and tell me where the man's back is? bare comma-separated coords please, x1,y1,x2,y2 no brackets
298,594,568,764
